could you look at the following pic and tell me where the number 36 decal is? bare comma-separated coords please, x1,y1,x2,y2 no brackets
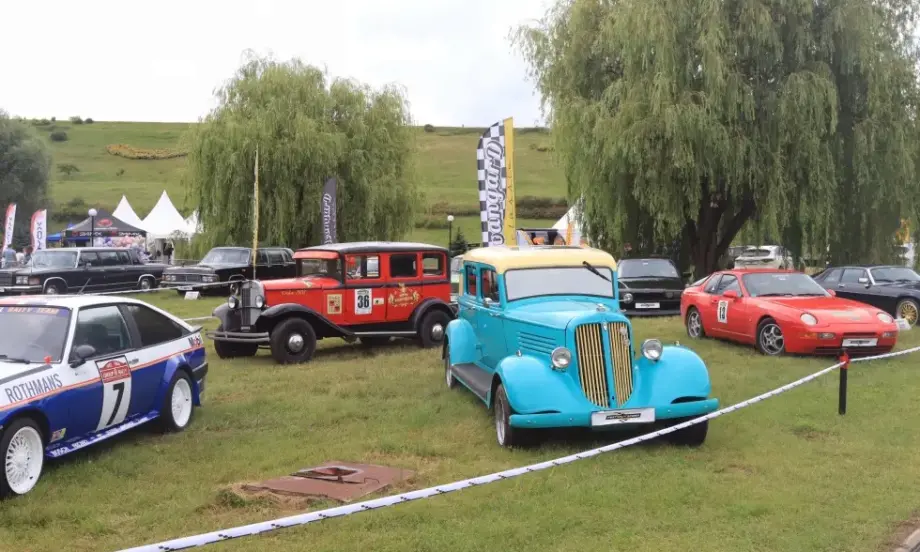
355,289,372,315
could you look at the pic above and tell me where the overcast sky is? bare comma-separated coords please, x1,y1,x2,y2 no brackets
1,0,551,126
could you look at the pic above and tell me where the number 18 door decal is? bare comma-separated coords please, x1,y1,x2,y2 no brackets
717,300,729,323
355,289,372,315
95,357,132,431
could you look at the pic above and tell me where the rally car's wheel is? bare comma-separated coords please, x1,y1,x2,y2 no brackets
270,318,317,364
665,418,708,447
160,371,194,433
494,384,529,447
686,307,705,339
213,324,258,359
0,418,45,497
756,318,786,356
444,341,458,389
418,310,450,348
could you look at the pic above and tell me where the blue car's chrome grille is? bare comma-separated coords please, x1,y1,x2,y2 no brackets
608,322,634,406
575,324,610,407
517,332,556,355
574,322,634,408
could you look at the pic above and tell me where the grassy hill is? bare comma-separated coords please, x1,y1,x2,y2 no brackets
37,120,567,246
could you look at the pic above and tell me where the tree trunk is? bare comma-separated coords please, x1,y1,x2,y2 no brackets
686,197,756,279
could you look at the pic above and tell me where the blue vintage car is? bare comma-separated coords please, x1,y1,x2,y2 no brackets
444,246,719,447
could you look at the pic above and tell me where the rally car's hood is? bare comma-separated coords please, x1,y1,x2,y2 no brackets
619,277,684,291
760,296,881,323
262,276,342,291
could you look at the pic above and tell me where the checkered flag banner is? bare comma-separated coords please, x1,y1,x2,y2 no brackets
477,118,515,246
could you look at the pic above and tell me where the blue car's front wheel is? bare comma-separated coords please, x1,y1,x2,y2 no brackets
494,384,533,448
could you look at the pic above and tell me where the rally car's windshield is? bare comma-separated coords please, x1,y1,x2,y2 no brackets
618,259,680,279
741,273,829,298
201,249,250,265
505,266,615,301
31,251,78,269
0,306,71,364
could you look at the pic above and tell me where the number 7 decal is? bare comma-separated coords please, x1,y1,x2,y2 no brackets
95,357,132,431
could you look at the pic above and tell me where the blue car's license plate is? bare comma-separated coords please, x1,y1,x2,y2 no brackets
591,408,655,426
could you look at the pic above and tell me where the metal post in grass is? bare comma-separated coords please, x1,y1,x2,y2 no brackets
838,351,850,415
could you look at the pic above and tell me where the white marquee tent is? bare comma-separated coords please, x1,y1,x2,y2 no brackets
112,195,146,231
552,204,587,246
142,191,193,239
184,210,201,234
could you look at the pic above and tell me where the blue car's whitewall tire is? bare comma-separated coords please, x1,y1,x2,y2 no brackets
444,341,458,389
1,418,44,498
160,371,194,433
494,384,531,447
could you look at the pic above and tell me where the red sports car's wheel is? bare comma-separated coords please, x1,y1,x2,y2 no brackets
756,319,786,356
686,308,705,339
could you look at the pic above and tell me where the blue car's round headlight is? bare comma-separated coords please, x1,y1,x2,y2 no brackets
641,339,663,361
550,347,572,371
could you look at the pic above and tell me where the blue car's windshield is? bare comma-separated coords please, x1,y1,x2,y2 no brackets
504,266,615,301
0,306,72,364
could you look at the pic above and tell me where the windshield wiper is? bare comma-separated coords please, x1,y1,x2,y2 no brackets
583,261,611,282
757,293,794,297
0,354,31,364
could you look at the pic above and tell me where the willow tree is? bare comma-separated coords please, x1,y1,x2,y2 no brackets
0,112,51,244
184,54,421,248
519,0,920,276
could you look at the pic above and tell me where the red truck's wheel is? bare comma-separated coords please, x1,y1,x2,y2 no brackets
418,311,450,348
270,318,317,364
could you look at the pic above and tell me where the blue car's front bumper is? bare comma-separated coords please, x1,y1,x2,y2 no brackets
508,398,719,429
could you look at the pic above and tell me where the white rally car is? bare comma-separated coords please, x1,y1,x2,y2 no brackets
0,295,207,497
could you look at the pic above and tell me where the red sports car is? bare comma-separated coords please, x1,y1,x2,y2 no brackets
681,268,899,356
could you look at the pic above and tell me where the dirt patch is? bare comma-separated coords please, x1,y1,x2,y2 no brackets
791,424,833,441
881,511,920,551
713,463,756,476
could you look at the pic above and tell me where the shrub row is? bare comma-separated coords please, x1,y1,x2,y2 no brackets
105,143,188,160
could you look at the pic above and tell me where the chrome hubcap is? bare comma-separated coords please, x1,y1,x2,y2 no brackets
45,287,57,295
141,280,151,290
431,323,444,341
760,324,785,355
688,312,702,337
287,333,305,353
495,397,507,445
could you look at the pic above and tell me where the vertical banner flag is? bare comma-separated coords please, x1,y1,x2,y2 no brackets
252,147,260,280
477,118,516,246
3,204,16,249
320,177,338,244
31,209,47,251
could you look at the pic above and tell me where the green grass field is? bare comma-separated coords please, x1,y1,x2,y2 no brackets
39,122,564,247
1,291,918,552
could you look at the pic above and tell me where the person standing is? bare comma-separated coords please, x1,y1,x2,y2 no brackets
22,246,33,265
1,245,15,268
164,241,174,265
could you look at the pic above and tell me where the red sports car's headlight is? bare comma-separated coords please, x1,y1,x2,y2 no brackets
877,312,894,324
800,313,818,326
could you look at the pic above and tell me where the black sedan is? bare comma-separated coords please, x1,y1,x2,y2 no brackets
161,246,296,295
617,258,685,316
812,264,920,327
